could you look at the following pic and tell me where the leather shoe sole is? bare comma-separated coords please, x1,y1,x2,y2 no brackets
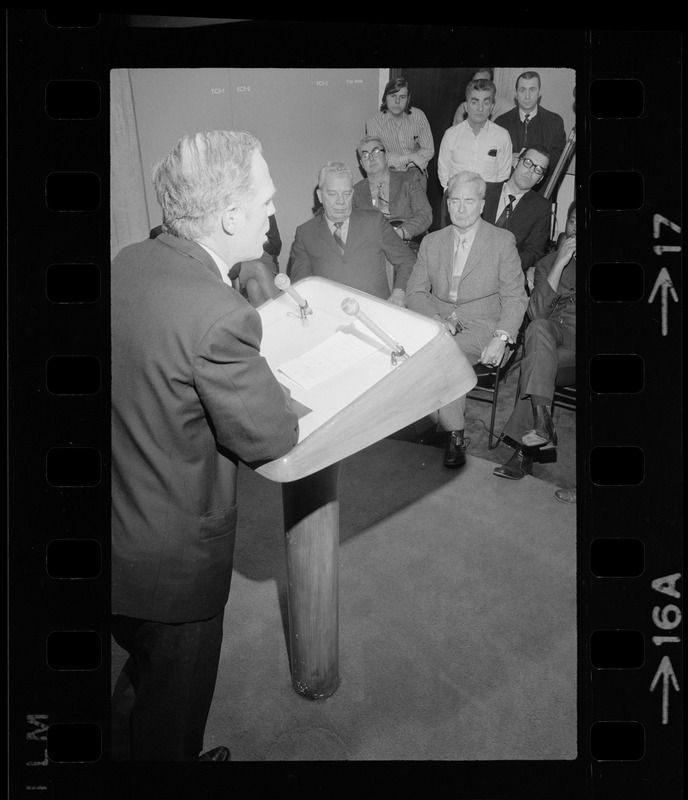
521,429,557,448
199,746,231,761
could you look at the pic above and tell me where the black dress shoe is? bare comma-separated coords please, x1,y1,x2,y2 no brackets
493,446,533,480
443,430,469,468
522,405,557,449
198,746,231,761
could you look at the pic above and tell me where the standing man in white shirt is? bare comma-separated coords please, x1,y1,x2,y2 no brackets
437,78,513,226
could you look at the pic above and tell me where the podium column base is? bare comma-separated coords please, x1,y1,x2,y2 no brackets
282,461,341,700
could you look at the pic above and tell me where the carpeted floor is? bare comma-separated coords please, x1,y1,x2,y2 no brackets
112,377,578,761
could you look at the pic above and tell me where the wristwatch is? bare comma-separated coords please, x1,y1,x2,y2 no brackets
493,332,509,343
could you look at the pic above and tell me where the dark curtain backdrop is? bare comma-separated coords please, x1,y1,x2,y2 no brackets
391,67,473,231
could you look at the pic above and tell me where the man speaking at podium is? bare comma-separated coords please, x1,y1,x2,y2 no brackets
111,130,299,761
406,171,527,469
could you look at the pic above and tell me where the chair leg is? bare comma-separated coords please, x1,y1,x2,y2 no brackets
488,368,500,450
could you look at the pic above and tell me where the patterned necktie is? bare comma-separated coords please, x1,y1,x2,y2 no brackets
523,113,530,146
333,221,345,253
497,194,515,228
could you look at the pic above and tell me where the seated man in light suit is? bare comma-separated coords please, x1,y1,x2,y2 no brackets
288,161,416,305
493,201,576,480
352,134,433,251
406,171,528,468
481,145,553,279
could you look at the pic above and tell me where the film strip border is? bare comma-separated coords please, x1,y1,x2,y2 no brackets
7,13,682,798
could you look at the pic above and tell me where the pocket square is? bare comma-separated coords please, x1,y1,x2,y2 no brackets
487,148,497,157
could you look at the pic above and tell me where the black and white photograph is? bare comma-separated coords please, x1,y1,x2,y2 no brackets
7,12,682,799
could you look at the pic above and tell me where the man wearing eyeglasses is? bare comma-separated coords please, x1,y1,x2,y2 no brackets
494,72,566,185
288,161,415,305
482,145,553,275
352,135,432,250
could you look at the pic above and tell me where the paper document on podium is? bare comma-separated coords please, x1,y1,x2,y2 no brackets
277,329,383,391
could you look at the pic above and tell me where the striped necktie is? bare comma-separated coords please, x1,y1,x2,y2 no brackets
333,221,345,253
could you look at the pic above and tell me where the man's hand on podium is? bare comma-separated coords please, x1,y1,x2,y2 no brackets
388,288,406,307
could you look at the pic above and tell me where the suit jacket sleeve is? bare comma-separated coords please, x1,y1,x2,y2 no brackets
402,170,433,237
405,235,442,317
287,224,313,283
547,111,567,171
194,303,299,464
496,230,529,338
527,254,559,320
518,199,551,272
380,215,417,291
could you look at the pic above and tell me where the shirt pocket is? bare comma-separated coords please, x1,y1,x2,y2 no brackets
199,505,237,541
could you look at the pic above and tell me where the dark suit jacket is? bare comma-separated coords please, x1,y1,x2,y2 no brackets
494,105,567,173
112,233,299,623
287,208,416,299
352,169,432,239
528,249,576,338
405,218,528,343
482,182,552,272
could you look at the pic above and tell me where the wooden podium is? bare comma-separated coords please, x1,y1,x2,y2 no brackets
256,277,476,700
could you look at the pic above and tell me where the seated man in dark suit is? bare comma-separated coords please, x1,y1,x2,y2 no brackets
493,201,576,480
288,161,416,305
494,71,566,186
482,145,553,278
353,134,433,252
406,171,528,468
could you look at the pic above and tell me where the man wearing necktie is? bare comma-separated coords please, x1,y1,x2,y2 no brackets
481,145,553,276
289,162,416,304
494,71,566,186
111,130,300,760
406,171,527,468
352,135,432,250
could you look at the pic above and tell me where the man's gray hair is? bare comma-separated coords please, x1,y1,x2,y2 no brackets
152,130,261,240
317,161,353,189
465,78,496,103
357,135,384,154
447,171,486,200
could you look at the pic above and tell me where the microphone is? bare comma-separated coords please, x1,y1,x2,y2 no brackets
274,273,311,315
341,297,407,359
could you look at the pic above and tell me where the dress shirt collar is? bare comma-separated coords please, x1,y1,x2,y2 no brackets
519,107,538,123
453,221,479,250
325,215,351,238
195,242,232,285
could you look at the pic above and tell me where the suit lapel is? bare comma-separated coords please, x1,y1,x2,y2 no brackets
442,226,455,287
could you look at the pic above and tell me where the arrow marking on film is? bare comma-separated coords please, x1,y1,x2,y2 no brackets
649,655,680,725
648,267,679,336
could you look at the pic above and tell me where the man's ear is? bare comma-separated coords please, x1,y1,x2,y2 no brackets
316,189,323,205
221,203,243,235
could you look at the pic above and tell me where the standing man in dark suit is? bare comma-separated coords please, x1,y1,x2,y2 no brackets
406,171,528,468
352,135,433,250
482,145,553,276
494,72,566,185
493,201,576,480
111,130,300,761
288,161,416,304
